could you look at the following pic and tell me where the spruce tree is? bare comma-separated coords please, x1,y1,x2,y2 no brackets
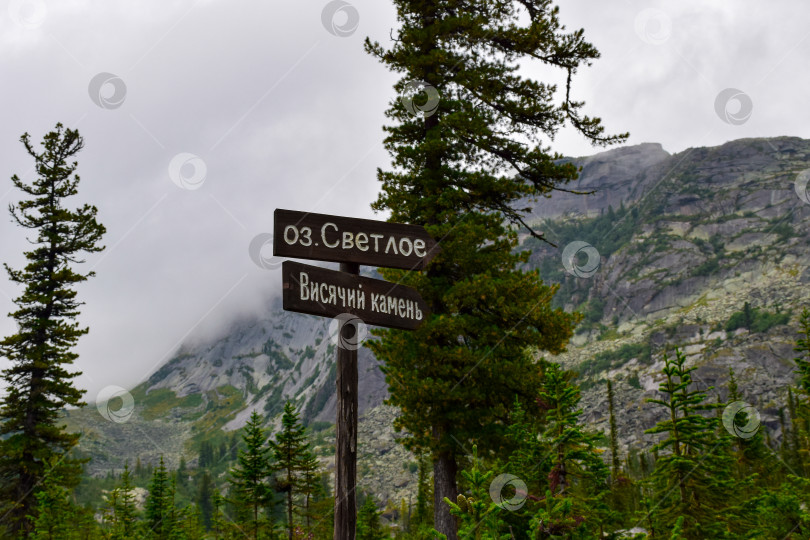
413,452,433,529
172,503,205,539
197,471,215,531
605,379,636,531
269,401,309,540
297,446,322,531
199,441,215,470
364,2,625,536
0,123,106,535
446,446,514,540
795,308,810,397
210,491,229,540
786,387,802,468
309,473,335,540
356,494,387,540
176,457,187,489
791,307,810,475
532,362,609,537
106,462,139,539
606,380,621,481
28,456,88,540
503,398,547,501
145,456,175,539
725,368,772,483
229,411,272,540
643,348,736,539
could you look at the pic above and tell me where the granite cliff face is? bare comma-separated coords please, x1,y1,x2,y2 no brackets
524,142,670,219
141,298,387,428
526,136,810,458
68,137,810,504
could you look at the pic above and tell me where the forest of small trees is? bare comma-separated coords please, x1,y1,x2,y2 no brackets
7,325,810,539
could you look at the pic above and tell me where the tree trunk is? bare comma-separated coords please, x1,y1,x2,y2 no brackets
254,500,259,540
433,449,458,540
287,485,293,540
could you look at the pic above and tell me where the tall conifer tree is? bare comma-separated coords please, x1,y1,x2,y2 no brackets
197,471,215,532
643,348,736,538
105,462,139,539
534,362,609,537
791,308,810,475
269,401,309,540
229,411,272,540
0,124,105,535
364,2,625,537
145,456,175,539
297,445,322,531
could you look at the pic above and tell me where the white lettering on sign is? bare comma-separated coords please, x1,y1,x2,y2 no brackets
283,221,433,262
356,232,369,252
342,232,354,249
385,236,398,255
285,226,313,246
284,226,298,245
370,293,422,320
298,271,367,311
413,239,426,257
399,237,413,256
321,223,339,248
298,271,420,320
370,234,383,252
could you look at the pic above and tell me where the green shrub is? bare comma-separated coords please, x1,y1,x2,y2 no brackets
578,342,651,377
692,257,719,277
771,222,794,242
725,302,791,333
584,298,606,324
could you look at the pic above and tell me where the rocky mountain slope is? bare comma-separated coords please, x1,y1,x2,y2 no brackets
66,136,810,505
527,136,810,457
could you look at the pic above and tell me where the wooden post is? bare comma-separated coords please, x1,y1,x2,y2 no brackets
335,261,359,540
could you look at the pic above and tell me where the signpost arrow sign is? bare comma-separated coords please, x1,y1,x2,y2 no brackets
282,260,428,330
273,208,440,270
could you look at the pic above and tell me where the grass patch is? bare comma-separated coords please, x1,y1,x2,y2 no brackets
130,387,203,421
578,342,652,378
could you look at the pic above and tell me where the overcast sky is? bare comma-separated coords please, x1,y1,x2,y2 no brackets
0,0,808,400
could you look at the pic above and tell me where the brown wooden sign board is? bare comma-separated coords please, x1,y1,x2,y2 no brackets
273,208,440,270
282,260,428,330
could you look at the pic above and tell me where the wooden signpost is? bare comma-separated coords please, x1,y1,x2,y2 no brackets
274,209,438,540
